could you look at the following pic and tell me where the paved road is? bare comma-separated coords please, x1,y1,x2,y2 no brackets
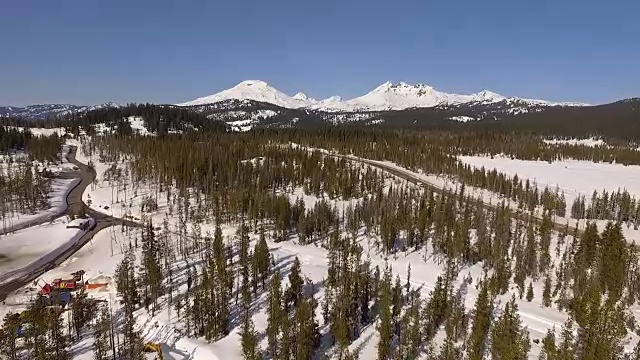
333,153,578,236
0,175,80,237
0,146,141,302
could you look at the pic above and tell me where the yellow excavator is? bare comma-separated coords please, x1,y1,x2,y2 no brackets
143,342,164,360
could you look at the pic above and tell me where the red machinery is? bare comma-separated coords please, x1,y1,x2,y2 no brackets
38,270,85,296
52,278,77,290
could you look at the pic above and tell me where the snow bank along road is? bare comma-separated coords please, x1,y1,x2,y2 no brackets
332,152,578,236
0,174,80,237
0,146,142,302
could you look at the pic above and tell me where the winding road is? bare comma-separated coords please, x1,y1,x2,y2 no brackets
0,146,141,301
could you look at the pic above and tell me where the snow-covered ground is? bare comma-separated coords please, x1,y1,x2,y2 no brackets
77,143,587,357
0,224,127,343
94,116,151,136
459,155,640,201
542,137,605,147
5,126,67,137
458,155,640,242
129,116,150,136
449,115,476,122
0,216,94,286
1,144,81,234
4,140,639,359
0,209,578,360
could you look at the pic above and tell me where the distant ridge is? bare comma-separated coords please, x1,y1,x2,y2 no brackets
177,80,589,111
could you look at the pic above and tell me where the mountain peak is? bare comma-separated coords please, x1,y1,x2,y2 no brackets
177,79,587,111
322,95,342,102
371,81,436,95
236,80,270,87
469,90,506,103
178,80,311,108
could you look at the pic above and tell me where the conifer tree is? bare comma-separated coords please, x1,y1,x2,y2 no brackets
467,281,493,360
267,272,283,358
377,265,393,360
286,257,304,308
0,313,19,360
539,328,556,360
93,306,112,360
526,281,534,302
240,302,260,360
490,297,530,360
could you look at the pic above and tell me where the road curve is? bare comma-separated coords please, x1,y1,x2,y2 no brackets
0,146,141,301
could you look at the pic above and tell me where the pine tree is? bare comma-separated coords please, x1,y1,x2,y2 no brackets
467,281,492,360
279,311,291,360
377,265,393,360
0,313,19,360
286,257,304,308
141,221,162,314
255,227,271,289
115,251,144,360
556,320,575,360
267,272,283,358
539,328,556,360
93,306,112,360
490,296,530,360
294,295,320,360
44,305,69,360
526,281,534,302
240,302,260,360
542,274,552,307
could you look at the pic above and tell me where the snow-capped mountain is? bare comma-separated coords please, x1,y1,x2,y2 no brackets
322,82,507,111
293,92,315,102
178,80,314,108
0,102,120,120
178,80,588,112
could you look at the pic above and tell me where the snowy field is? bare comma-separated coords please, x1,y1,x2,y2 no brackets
0,216,91,286
459,155,640,242
5,126,67,138
94,116,150,136
542,137,605,147
459,155,640,201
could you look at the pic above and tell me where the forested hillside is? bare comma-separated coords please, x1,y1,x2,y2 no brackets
3,114,640,359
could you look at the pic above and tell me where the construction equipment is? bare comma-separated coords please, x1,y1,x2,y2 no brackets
52,278,78,291
143,342,164,360
71,270,86,282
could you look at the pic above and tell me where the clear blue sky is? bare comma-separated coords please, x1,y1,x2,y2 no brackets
1,0,638,106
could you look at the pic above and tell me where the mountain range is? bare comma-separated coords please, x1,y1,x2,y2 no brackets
0,102,119,121
178,80,588,112
1,80,629,134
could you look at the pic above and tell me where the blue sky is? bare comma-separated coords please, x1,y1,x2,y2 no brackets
1,0,638,106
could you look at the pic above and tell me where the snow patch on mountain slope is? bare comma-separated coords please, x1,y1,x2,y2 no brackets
216,109,279,132
449,115,476,122
543,138,606,147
